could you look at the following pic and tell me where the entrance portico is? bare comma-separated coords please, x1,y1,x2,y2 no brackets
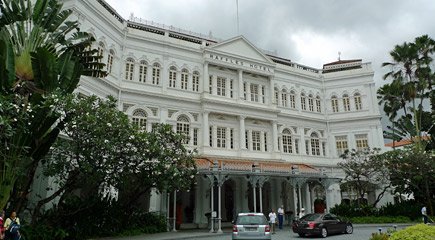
182,158,341,231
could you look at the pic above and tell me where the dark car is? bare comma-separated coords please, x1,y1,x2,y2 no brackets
292,213,353,238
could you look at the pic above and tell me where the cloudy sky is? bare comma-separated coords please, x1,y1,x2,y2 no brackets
105,0,435,86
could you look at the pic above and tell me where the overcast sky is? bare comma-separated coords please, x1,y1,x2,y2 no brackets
105,0,435,86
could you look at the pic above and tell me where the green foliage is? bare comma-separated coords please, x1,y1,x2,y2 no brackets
331,200,421,222
390,224,435,240
370,232,390,240
0,0,106,211
330,203,377,217
350,216,411,224
20,224,69,240
338,148,391,207
22,197,166,239
378,201,422,220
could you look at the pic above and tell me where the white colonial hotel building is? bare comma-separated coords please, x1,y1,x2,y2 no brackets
63,0,389,231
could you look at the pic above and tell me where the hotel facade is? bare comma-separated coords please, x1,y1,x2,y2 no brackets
63,0,390,230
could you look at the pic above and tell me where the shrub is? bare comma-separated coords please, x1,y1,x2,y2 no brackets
390,224,435,240
25,196,167,240
369,232,389,240
350,216,411,224
330,203,377,217
378,200,421,220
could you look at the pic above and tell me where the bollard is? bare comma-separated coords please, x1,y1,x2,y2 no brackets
378,227,382,233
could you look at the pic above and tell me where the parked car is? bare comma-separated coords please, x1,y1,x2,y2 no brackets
232,213,271,240
292,213,353,238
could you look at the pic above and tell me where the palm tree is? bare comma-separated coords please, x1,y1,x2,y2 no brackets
0,0,106,211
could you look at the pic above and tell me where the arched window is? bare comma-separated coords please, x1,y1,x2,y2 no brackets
282,129,292,153
177,115,190,144
98,42,104,59
301,93,307,110
354,93,362,110
124,58,134,81
316,96,321,112
274,88,279,105
281,89,288,107
107,49,114,74
152,63,161,85
289,90,296,109
169,66,177,88
310,132,320,156
308,94,314,111
343,94,350,111
331,95,339,112
192,71,200,92
132,109,147,129
181,68,189,90
139,60,147,82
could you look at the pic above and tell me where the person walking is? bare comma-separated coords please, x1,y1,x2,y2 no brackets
4,211,20,240
268,209,277,234
422,206,428,224
277,205,284,230
299,208,305,219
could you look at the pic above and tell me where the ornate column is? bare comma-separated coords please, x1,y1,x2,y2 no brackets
258,176,269,214
226,127,231,149
212,125,218,148
239,116,246,150
205,175,215,232
212,75,217,95
269,76,274,105
216,174,228,233
238,70,244,100
260,130,265,152
172,190,177,232
248,176,259,212
305,184,311,214
272,121,278,152
320,178,341,213
166,192,170,231
203,111,210,147
203,62,209,93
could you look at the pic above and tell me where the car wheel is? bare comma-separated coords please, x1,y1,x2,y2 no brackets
298,233,305,237
321,228,328,238
345,224,353,234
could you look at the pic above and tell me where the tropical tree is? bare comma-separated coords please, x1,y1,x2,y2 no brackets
0,0,105,211
377,148,435,215
338,148,391,207
31,95,133,223
380,35,435,149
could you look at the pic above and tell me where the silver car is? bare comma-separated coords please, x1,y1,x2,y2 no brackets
232,213,271,240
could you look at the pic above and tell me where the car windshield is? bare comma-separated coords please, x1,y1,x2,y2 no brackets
300,214,322,221
236,215,267,225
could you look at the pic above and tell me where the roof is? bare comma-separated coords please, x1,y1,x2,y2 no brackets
385,136,431,148
323,59,362,67
195,158,320,175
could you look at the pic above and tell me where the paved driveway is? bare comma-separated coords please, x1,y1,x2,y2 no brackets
192,225,407,240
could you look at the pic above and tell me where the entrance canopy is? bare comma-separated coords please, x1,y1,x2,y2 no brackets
196,158,325,178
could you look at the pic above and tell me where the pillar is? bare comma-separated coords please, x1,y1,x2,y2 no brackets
238,70,243,100
259,185,263,213
210,182,214,232
166,192,170,231
203,112,210,147
305,184,311,214
217,182,223,233
211,75,217,95
203,62,209,93
293,186,298,217
172,190,177,232
269,76,274,105
239,116,246,150
298,186,302,214
272,121,278,152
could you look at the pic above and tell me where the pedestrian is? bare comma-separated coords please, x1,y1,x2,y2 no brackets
268,209,277,234
277,205,284,230
4,211,21,240
299,208,305,219
422,206,428,224
0,211,5,240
